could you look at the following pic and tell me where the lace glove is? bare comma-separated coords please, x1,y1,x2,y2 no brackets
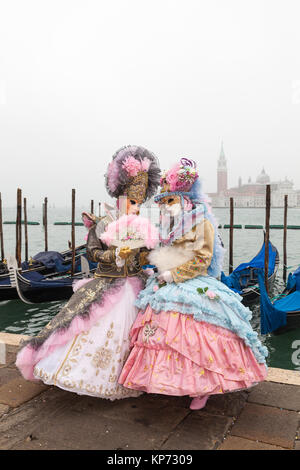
144,267,155,277
114,248,125,268
157,270,173,284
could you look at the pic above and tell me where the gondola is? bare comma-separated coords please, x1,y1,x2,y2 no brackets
257,266,300,334
6,254,97,304
221,235,279,306
0,243,87,276
0,245,95,301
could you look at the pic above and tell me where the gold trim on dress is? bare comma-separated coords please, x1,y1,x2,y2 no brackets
53,335,79,386
171,219,214,283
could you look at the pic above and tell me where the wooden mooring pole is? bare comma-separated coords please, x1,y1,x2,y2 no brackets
0,192,4,261
90,200,94,214
283,194,288,282
264,185,271,294
43,197,48,252
71,189,76,276
229,197,234,274
16,188,22,267
23,197,28,262
98,202,101,217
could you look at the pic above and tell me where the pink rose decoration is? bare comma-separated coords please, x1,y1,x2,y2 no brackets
206,290,217,300
166,163,181,191
163,162,199,192
122,156,141,177
153,285,159,292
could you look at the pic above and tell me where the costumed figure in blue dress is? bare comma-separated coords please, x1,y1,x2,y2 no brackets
119,158,268,409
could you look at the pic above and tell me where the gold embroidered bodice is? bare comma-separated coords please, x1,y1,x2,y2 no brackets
170,219,215,283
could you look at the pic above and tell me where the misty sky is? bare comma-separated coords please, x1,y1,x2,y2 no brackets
1,0,300,208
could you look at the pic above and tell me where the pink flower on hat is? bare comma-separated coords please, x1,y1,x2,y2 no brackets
122,156,141,177
122,156,151,177
162,160,199,192
166,163,181,191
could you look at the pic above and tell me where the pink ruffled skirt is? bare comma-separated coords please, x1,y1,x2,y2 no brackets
118,306,267,397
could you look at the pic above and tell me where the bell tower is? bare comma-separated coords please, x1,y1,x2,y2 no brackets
217,141,228,194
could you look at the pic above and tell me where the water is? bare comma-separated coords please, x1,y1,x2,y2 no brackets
216,208,300,372
0,206,299,371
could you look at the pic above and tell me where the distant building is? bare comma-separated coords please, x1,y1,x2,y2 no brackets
209,144,298,207
217,142,228,194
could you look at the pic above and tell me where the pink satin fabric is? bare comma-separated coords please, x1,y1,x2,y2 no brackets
119,306,267,397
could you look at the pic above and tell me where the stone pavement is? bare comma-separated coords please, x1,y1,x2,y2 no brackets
0,334,299,450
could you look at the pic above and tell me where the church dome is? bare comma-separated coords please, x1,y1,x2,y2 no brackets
256,168,270,184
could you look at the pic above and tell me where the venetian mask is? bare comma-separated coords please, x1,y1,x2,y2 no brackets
158,195,182,217
126,198,140,215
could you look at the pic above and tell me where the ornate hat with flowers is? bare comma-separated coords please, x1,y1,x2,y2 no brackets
106,145,161,204
154,158,201,204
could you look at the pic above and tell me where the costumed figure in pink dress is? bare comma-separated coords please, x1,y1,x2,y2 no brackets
119,158,268,409
16,145,160,400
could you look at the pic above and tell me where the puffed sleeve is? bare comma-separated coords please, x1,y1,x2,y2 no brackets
171,219,214,283
86,222,115,264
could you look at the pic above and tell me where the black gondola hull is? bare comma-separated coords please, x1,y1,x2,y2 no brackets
0,286,19,301
18,282,74,303
15,269,95,304
222,238,280,307
0,244,92,303
240,256,279,306
273,311,300,334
